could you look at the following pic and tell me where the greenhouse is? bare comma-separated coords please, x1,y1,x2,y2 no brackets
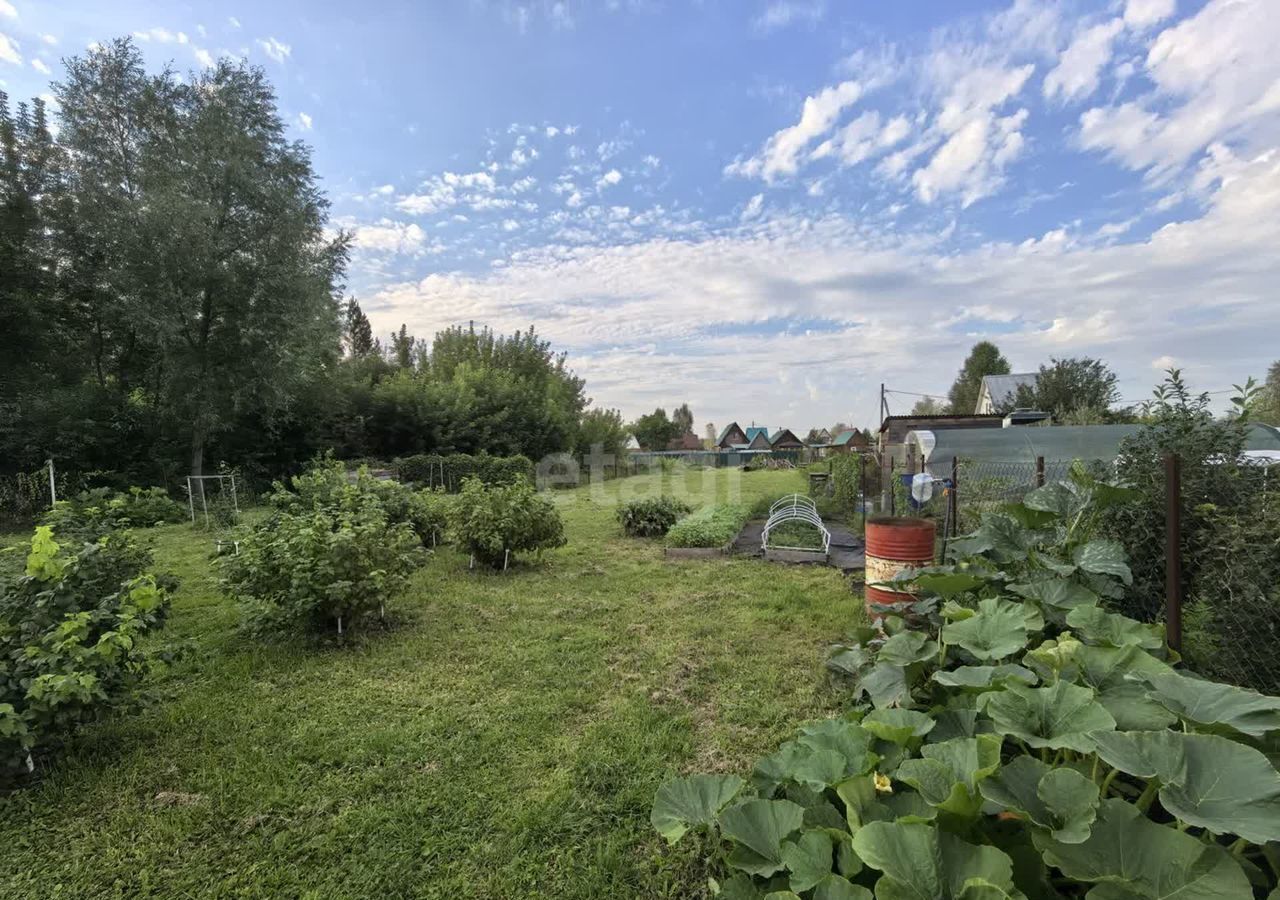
907,423,1280,474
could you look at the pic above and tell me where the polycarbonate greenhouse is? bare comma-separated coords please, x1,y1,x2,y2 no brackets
907,423,1280,475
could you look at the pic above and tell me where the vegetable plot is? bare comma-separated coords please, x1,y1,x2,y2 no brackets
653,466,1280,898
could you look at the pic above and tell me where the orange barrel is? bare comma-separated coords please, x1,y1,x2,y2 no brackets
864,516,936,619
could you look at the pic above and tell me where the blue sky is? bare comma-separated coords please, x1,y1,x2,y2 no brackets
3,0,1278,431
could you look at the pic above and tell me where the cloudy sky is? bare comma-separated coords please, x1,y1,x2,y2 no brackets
3,0,1278,431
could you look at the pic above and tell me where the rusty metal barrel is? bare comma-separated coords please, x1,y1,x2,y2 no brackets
864,516,936,618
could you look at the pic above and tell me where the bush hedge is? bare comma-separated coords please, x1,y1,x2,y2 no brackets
665,503,747,548
42,486,185,539
394,452,534,492
1,527,172,777
617,496,692,537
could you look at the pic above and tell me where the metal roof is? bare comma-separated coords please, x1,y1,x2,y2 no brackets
979,373,1038,410
744,426,770,443
716,422,743,445
832,430,859,445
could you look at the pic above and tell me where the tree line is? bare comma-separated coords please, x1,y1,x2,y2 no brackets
0,39,610,487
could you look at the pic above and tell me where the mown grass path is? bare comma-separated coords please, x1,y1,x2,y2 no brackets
0,469,864,899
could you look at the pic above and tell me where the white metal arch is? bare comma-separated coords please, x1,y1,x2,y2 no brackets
762,493,831,554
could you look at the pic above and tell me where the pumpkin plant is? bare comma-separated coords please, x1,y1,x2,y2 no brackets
652,467,1280,898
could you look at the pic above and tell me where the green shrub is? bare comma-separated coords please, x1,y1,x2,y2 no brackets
653,465,1280,899
665,504,746,548
451,476,566,568
1,526,172,777
221,490,425,635
617,496,692,537
272,458,449,548
394,452,534,492
42,486,185,539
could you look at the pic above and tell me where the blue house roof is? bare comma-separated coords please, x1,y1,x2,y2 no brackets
744,426,770,443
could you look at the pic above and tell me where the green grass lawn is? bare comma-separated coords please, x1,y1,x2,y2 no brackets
0,468,865,899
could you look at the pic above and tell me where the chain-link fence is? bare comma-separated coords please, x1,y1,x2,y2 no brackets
1132,455,1279,695
927,453,1279,695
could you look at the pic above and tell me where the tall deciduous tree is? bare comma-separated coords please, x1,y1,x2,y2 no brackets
576,407,628,457
630,408,679,451
946,341,1011,414
55,39,348,475
1014,357,1119,420
671,403,694,435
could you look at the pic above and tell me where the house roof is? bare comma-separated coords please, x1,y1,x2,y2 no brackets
832,430,859,446
716,421,742,445
878,414,1003,433
979,373,1038,411
744,426,770,443
770,428,801,445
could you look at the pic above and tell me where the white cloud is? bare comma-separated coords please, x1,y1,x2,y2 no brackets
364,150,1280,426
566,191,584,208
30,57,49,74
501,219,520,231
41,34,57,45
909,57,1034,205
133,27,184,43
1043,18,1124,103
752,0,825,33
741,193,764,221
194,47,214,67
725,79,863,181
396,170,498,216
0,32,19,66
256,36,291,63
228,17,242,29
1078,0,1280,178
1124,0,1176,29
596,168,622,189
351,219,434,256
373,184,395,196
0,1,15,20
545,125,559,138
297,112,312,130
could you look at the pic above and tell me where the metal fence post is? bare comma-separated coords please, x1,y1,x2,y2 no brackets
949,456,959,539
1164,453,1183,654
1035,456,1045,487
47,458,56,506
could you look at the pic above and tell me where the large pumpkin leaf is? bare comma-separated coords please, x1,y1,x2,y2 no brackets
781,829,837,893
719,799,806,877
978,680,1115,752
1072,540,1132,584
1065,605,1163,650
1009,578,1099,612
910,571,990,599
878,631,939,667
851,820,1020,900
948,514,1043,564
928,709,996,743
857,662,913,709
1091,730,1280,843
1035,798,1251,899
1072,645,1176,731
942,597,1035,661
651,774,745,843
796,719,879,779
933,665,1038,691
980,755,1099,843
895,734,1003,819
862,709,936,746
717,874,764,900
812,875,873,900
754,743,849,793
1141,670,1280,738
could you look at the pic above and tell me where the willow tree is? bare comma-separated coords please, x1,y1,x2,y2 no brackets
55,39,348,475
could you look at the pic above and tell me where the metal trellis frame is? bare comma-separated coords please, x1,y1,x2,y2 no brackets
762,493,831,554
